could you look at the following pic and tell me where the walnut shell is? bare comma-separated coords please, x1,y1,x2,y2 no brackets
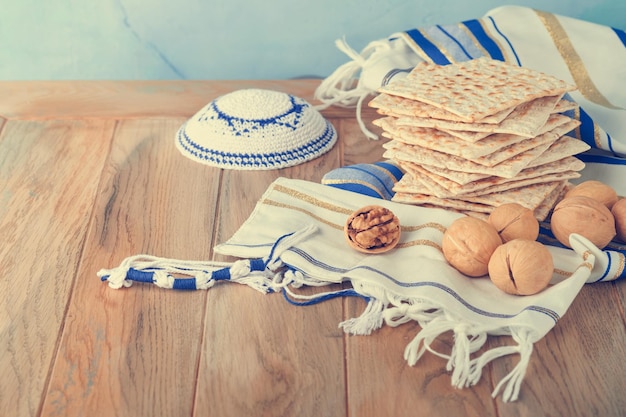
611,198,626,243
564,180,618,209
551,195,616,249
442,216,502,277
344,205,400,253
488,203,539,243
488,239,553,295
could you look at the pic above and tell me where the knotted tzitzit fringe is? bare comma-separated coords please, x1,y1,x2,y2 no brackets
314,36,422,141
314,37,395,141
98,225,318,292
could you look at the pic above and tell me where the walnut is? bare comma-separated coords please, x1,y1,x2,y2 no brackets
488,239,553,295
550,195,616,249
488,203,539,243
611,198,626,242
344,205,401,253
564,180,618,209
442,216,502,277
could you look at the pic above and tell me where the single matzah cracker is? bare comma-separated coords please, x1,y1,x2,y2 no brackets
379,58,575,122
464,181,564,209
554,99,578,113
526,136,590,168
368,93,515,124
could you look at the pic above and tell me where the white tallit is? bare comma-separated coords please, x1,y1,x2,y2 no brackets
98,177,623,402
314,5,626,194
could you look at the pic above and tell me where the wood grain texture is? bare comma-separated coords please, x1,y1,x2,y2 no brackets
0,119,114,417
492,283,626,417
0,80,372,121
194,125,346,417
1,81,624,417
41,119,218,417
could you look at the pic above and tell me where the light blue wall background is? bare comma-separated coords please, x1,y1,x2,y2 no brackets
1,1,624,80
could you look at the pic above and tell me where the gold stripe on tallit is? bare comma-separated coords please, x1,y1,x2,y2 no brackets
458,23,490,61
261,198,344,230
400,32,433,63
420,29,456,64
273,183,353,215
369,163,401,185
476,19,513,64
580,261,593,271
612,253,625,281
593,122,603,149
397,239,442,251
535,10,623,110
553,268,574,278
572,107,582,139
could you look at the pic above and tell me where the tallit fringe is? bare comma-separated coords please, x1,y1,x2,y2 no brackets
341,294,534,402
338,298,386,335
403,314,533,402
97,225,319,292
314,37,397,140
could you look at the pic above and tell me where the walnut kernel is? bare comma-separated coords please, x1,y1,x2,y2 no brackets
488,203,539,242
488,239,553,295
550,195,616,249
344,205,401,253
442,216,502,277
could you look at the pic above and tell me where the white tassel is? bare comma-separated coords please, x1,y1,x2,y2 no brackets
314,37,399,141
491,329,534,402
448,324,472,388
339,298,385,335
314,37,384,108
314,35,423,140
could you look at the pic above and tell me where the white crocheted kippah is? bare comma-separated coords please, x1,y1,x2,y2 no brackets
176,88,338,170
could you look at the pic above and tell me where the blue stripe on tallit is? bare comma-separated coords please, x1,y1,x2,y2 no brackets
579,108,596,149
461,19,505,61
404,29,451,65
486,16,522,66
321,161,404,200
576,152,626,165
435,24,474,60
376,161,404,182
607,133,616,154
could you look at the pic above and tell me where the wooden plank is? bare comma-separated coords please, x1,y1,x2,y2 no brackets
0,80,370,121
614,280,626,330
193,119,346,417
341,116,388,166
41,118,220,417
492,283,626,416
0,119,114,417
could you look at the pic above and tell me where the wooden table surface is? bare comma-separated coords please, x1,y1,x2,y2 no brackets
1,80,625,417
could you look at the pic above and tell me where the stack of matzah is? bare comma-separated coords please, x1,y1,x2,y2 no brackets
369,58,590,220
